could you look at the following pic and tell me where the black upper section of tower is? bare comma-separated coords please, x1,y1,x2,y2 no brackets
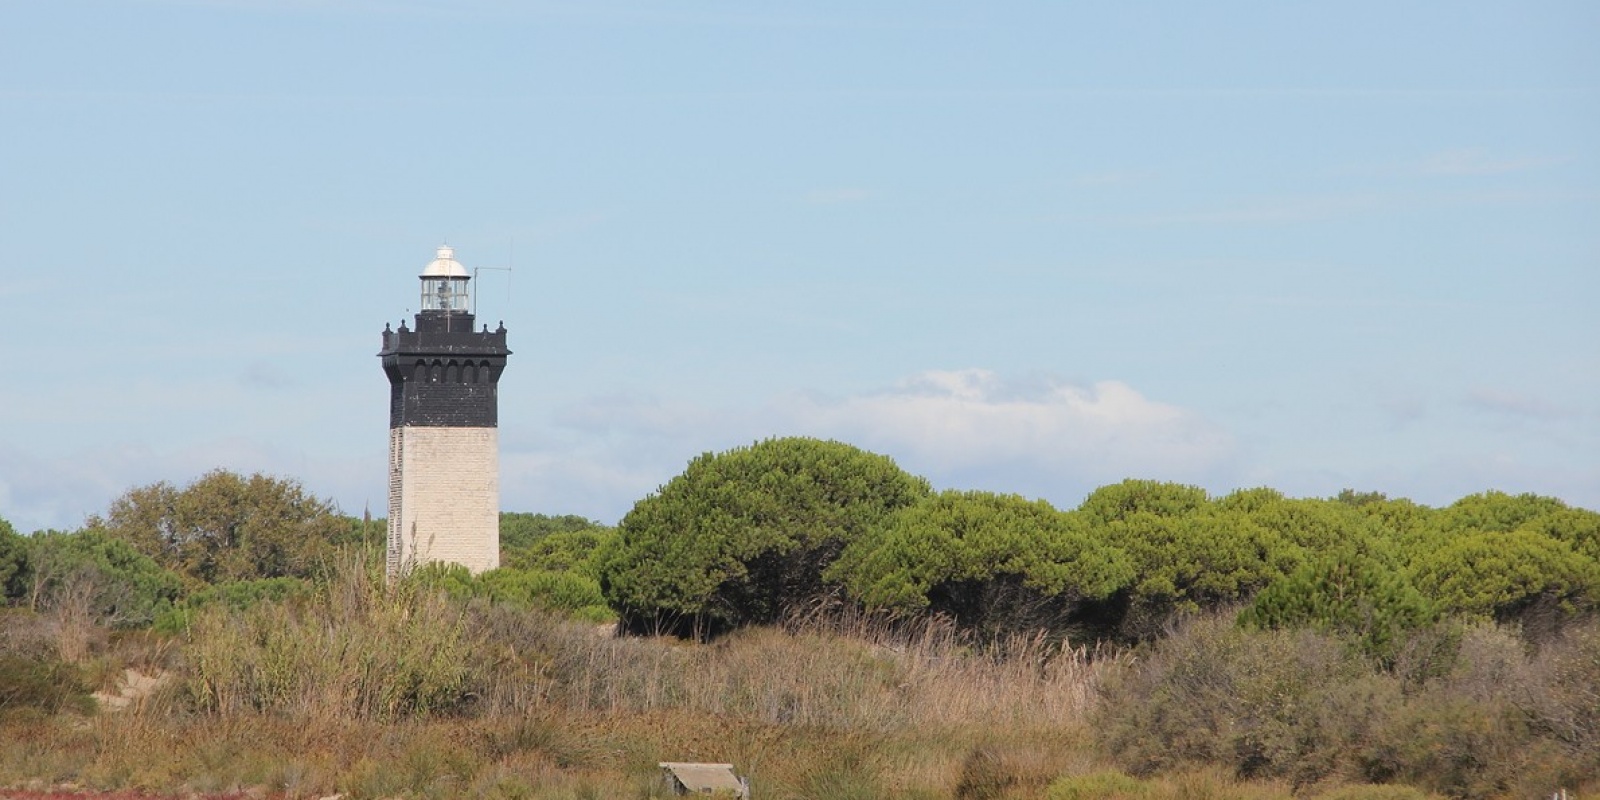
380,310,510,429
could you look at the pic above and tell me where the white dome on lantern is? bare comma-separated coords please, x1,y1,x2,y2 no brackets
420,245,469,279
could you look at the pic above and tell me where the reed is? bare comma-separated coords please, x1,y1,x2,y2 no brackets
540,608,1109,733
4,556,1595,798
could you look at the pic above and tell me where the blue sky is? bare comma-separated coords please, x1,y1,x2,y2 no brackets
2,1,1597,533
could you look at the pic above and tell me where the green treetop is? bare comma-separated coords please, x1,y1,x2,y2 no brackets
597,437,931,637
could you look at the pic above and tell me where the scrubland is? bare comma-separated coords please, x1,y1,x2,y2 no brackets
1,556,1595,800
5,449,1599,799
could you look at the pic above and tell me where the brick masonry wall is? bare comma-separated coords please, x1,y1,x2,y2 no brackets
388,426,500,576
379,323,509,429
388,367,501,428
388,429,404,578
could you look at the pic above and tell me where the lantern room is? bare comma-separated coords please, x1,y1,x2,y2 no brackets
419,245,470,313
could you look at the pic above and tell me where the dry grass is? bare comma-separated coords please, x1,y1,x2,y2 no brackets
545,611,1108,732
1044,767,1461,800
183,557,479,721
0,708,1090,799
6,560,1594,799
2,561,1111,799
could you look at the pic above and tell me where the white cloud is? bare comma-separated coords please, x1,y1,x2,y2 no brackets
507,370,1238,520
12,371,1593,534
778,370,1235,489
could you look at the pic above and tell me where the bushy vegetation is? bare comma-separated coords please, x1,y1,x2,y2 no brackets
1240,544,1437,664
0,653,91,718
1,447,1598,798
828,490,1130,638
414,561,613,623
597,437,932,637
185,559,484,719
86,469,352,585
1097,615,1600,799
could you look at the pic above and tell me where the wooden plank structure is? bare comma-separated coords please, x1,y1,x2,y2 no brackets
658,762,750,798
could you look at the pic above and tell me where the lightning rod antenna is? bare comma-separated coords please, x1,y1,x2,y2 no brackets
471,240,513,318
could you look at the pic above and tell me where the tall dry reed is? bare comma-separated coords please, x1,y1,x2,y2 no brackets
9,558,1130,797
178,553,1115,735
531,607,1113,733
184,553,478,721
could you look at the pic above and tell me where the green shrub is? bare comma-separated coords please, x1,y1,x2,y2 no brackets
1047,769,1151,799
1077,480,1210,525
400,563,613,622
1363,694,1530,799
0,517,25,601
599,437,931,638
0,654,92,716
18,529,185,632
1521,507,1600,562
1437,491,1570,534
1312,785,1438,800
1248,498,1389,553
500,513,612,559
1241,545,1437,665
1408,529,1597,622
477,567,610,619
89,469,347,584
1098,615,1396,787
153,576,313,633
502,528,615,576
407,561,477,599
828,491,1131,637
1337,495,1439,552
1096,508,1292,640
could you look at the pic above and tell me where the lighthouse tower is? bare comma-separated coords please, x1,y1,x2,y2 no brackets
379,245,510,579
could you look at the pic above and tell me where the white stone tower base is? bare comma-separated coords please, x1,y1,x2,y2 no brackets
387,426,500,577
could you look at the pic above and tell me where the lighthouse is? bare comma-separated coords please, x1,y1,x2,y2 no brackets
379,245,510,579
